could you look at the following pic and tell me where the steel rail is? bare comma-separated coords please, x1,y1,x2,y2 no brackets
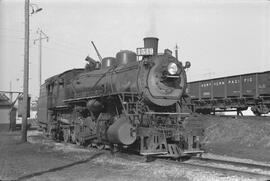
114,151,270,178
191,157,270,171
174,157,270,178
89,147,270,179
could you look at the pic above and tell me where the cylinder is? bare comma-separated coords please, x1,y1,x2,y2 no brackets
107,116,136,145
101,57,117,69
116,50,136,66
143,37,159,55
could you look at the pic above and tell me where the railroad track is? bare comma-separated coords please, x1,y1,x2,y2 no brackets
213,115,270,119
111,150,270,179
30,131,270,179
175,156,270,179
191,156,270,171
84,142,270,179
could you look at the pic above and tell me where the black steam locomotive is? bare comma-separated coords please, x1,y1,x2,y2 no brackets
38,37,203,158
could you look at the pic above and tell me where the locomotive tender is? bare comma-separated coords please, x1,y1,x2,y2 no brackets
38,37,203,158
187,71,270,116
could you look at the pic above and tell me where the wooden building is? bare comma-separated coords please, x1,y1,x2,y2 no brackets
0,93,12,131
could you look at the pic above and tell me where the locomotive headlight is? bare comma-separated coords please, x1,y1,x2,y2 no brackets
167,62,178,75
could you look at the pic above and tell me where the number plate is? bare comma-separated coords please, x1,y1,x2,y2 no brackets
136,47,154,56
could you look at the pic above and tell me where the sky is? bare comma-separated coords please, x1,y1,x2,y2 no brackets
0,0,270,100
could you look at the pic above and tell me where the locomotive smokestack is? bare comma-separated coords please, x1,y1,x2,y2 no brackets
143,37,159,55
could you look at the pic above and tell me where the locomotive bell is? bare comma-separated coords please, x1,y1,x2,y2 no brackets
95,62,101,69
144,37,159,55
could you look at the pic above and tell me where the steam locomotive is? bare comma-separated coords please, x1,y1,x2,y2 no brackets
38,37,203,158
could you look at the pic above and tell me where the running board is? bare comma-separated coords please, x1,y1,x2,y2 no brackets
140,152,168,156
183,150,204,154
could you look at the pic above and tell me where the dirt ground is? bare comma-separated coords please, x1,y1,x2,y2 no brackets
0,130,266,181
201,115,270,163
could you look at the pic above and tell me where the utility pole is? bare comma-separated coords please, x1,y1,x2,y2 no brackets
9,81,13,103
22,1,43,142
34,29,48,87
22,0,30,142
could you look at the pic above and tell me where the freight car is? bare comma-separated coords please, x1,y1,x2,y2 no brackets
187,71,270,116
37,37,203,158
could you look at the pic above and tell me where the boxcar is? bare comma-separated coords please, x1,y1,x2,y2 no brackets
187,71,270,115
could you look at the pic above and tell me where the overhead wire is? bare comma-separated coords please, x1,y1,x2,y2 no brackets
50,39,88,54
0,27,24,33
42,45,86,57
50,38,89,52
1,27,90,59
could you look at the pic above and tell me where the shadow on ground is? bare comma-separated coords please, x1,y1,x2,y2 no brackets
17,152,104,181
